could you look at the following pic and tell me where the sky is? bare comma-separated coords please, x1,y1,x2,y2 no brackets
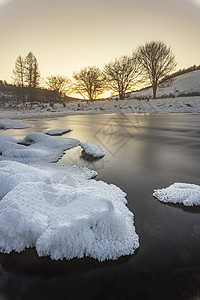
0,0,200,83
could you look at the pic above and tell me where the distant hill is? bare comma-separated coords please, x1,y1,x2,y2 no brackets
129,69,200,99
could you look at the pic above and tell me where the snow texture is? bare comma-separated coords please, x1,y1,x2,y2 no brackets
0,97,200,117
0,132,80,164
80,142,105,158
44,128,72,136
132,70,200,99
153,183,200,206
0,161,139,261
0,119,30,129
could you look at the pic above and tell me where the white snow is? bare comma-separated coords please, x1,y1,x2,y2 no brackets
44,128,72,136
0,133,17,143
153,183,200,206
0,70,200,117
0,161,139,261
0,96,199,118
0,132,80,164
80,142,105,158
0,160,97,200
0,119,30,129
132,70,200,99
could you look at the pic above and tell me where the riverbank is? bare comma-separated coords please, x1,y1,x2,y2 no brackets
0,96,200,119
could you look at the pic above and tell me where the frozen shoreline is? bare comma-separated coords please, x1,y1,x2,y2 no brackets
0,96,200,120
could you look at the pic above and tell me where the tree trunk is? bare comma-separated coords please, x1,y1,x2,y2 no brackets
153,84,157,99
119,93,125,100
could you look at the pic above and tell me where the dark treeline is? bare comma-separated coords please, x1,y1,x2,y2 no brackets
0,81,80,109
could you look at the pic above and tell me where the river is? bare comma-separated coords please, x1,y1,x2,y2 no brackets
0,113,200,299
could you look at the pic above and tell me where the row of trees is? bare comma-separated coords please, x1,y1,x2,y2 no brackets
13,41,177,100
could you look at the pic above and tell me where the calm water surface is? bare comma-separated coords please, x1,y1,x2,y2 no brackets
0,113,200,299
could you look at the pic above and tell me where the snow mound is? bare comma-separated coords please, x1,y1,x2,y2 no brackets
0,132,80,164
0,119,30,129
0,133,17,143
0,161,97,200
0,161,139,261
80,142,105,158
44,128,72,136
153,183,200,206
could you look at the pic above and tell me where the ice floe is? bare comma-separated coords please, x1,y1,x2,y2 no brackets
153,183,200,206
0,161,139,261
0,132,79,164
80,142,105,158
0,119,30,129
44,128,72,136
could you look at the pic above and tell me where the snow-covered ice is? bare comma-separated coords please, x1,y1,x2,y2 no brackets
44,128,72,136
0,160,97,200
80,142,105,158
0,119,30,129
0,132,80,164
153,183,200,206
0,161,139,261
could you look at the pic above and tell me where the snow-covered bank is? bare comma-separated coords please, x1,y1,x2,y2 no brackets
0,119,30,129
0,132,106,164
153,183,200,206
0,161,139,261
0,132,79,164
1,70,200,118
0,97,200,120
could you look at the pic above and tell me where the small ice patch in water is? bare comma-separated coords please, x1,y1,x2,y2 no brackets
153,183,200,206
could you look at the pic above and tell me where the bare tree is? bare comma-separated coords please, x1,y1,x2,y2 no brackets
137,40,177,99
73,66,105,100
46,75,72,96
24,52,41,88
103,54,141,100
12,55,24,87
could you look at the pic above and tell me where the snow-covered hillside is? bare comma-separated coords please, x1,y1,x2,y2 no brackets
131,70,200,99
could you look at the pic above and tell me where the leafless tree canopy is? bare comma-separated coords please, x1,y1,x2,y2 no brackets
137,41,177,98
12,42,177,101
24,52,40,88
46,75,72,96
13,52,41,89
73,66,105,100
103,54,141,100
12,55,24,87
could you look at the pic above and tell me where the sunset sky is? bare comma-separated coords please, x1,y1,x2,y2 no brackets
0,0,200,83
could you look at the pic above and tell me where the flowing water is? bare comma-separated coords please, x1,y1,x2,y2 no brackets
0,113,200,299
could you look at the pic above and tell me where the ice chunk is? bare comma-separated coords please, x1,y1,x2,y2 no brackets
0,119,30,129
44,128,72,136
0,161,139,261
153,182,200,206
0,132,80,164
0,161,97,200
80,142,105,158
